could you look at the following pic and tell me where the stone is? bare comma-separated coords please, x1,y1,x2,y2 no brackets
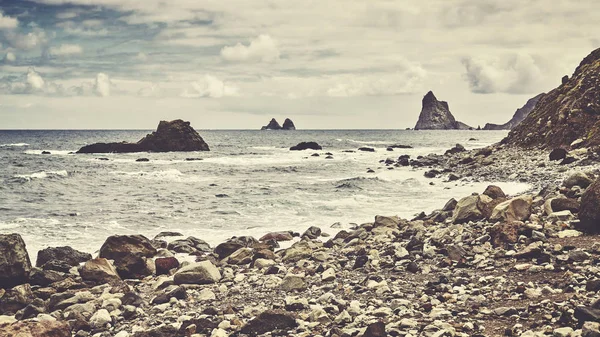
564,172,594,189
321,268,336,282
301,226,322,239
99,235,157,279
155,257,180,276
414,91,471,130
483,185,506,199
77,119,210,153
362,321,386,337
168,236,211,254
281,275,306,291
0,233,32,288
0,320,71,337
553,327,573,337
290,142,322,151
36,246,91,270
239,310,298,335
79,258,121,284
551,198,580,213
89,309,112,329
580,178,600,232
0,284,34,315
259,231,294,242
174,260,221,285
282,241,313,263
550,148,568,161
445,143,467,155
490,195,532,222
489,222,521,248
452,194,492,224
227,248,253,265
583,321,600,337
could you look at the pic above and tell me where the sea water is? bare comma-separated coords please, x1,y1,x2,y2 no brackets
0,129,529,260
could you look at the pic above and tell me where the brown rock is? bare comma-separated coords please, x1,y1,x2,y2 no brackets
155,257,180,276
240,310,298,335
99,235,157,279
0,233,32,288
0,283,34,315
362,321,386,337
489,222,522,248
0,320,71,337
580,178,600,232
259,231,294,242
79,258,121,284
483,185,506,199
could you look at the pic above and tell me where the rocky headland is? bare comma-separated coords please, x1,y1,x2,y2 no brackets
483,93,545,131
261,118,296,130
77,120,210,154
414,92,472,130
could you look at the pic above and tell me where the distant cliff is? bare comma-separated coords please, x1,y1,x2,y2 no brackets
483,93,545,130
261,118,296,130
503,47,600,149
414,91,471,130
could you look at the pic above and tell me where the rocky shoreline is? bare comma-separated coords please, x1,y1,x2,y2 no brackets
2,142,600,337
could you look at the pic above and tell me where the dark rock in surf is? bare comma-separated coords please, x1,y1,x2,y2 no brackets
0,233,32,289
290,142,322,151
36,246,91,271
77,119,210,153
358,147,375,152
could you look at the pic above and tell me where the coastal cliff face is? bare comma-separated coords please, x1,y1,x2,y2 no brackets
414,91,471,130
503,47,600,148
483,93,545,130
77,119,210,153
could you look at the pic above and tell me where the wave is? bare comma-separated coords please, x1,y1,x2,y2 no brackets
345,139,392,145
10,170,69,183
334,176,384,190
109,169,213,183
24,150,74,156
0,143,29,147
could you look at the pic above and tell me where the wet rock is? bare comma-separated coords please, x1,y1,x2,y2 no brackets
301,226,322,239
0,233,32,288
239,310,298,335
358,147,375,152
227,248,253,265
155,257,180,276
445,144,466,155
0,320,71,337
173,260,221,285
36,246,91,271
99,235,157,279
168,236,211,254
79,258,121,284
290,142,322,151
29,268,66,287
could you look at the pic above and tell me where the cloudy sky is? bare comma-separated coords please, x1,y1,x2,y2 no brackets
0,0,598,129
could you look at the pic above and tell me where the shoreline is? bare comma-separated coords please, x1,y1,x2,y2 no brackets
2,143,600,337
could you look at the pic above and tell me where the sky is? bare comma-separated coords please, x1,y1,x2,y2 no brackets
0,0,598,129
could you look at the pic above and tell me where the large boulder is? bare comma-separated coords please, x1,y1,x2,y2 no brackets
483,185,506,200
168,236,211,254
452,194,492,224
490,195,533,223
290,142,322,151
240,310,298,335
79,258,121,284
0,233,32,288
580,178,600,232
0,320,71,337
414,91,471,130
564,172,594,189
36,246,91,271
0,284,34,315
99,235,157,279
173,260,221,285
77,119,210,153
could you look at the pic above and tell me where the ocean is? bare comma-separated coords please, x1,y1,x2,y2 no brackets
0,129,530,261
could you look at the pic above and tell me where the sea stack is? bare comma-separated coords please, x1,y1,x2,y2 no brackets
77,119,210,153
503,47,600,148
282,118,296,130
483,93,545,130
261,118,282,130
414,91,471,130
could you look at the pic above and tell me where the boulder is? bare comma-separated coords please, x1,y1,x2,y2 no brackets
483,185,506,199
155,257,180,276
240,310,298,335
281,275,307,291
490,195,532,222
227,248,254,265
414,91,471,130
99,235,157,279
282,118,296,130
36,246,91,270
79,258,121,284
580,178,600,232
0,284,34,315
77,119,210,153
173,260,221,285
362,321,386,337
564,172,594,189
445,144,466,155
452,194,492,224
0,320,71,337
261,118,282,130
259,231,294,242
167,236,211,254
290,142,322,151
301,226,322,239
489,222,522,248
282,240,313,263
0,233,32,288
551,198,580,213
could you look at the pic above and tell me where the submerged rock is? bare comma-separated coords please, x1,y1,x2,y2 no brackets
0,233,32,289
77,119,210,153
290,142,322,151
414,91,471,130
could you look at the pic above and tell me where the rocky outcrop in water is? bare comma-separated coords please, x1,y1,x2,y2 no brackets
483,93,545,130
261,118,296,130
77,120,210,153
414,91,471,130
504,47,600,148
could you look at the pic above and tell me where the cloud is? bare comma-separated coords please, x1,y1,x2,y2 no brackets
462,53,545,94
0,68,62,95
56,11,78,20
220,35,280,63
48,43,83,56
3,30,48,50
94,73,111,97
180,75,238,98
3,52,16,63
0,12,18,30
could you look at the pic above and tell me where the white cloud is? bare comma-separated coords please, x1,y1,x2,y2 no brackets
56,11,78,20
180,75,238,98
3,30,48,50
462,53,545,94
48,44,83,56
3,52,16,63
94,73,111,97
0,12,18,29
220,35,280,63
26,68,45,91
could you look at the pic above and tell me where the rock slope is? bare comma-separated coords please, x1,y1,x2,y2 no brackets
483,93,545,130
503,47,600,149
414,91,472,130
77,120,210,153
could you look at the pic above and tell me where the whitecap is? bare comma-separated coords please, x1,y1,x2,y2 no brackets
12,170,69,182
0,143,29,147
